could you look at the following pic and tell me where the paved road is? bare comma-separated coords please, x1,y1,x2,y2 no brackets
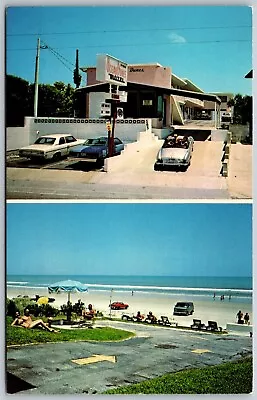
7,177,230,199
6,321,252,395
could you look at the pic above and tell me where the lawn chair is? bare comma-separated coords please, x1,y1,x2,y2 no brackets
121,313,133,321
191,319,206,330
206,321,222,332
158,316,172,326
76,319,94,329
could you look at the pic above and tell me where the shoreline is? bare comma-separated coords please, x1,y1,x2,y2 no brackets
7,286,253,329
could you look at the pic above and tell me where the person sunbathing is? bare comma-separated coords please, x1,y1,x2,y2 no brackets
135,311,144,322
147,311,157,323
11,309,58,332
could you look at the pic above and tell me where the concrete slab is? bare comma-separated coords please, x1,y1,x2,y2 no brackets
227,144,252,198
6,320,252,395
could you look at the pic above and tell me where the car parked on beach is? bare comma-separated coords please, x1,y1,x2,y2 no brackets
69,136,124,165
173,302,194,316
19,134,84,161
154,135,194,171
110,302,129,310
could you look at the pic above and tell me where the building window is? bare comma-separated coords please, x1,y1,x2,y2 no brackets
143,99,153,106
157,95,163,118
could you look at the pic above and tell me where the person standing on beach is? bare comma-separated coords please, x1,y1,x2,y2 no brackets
236,310,244,324
244,312,250,325
213,292,216,300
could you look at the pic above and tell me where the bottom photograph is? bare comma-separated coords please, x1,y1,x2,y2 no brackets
6,202,252,395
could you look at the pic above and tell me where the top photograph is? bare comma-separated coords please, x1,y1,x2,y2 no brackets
6,5,252,200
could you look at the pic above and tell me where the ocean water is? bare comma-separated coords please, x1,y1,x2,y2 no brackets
7,275,252,302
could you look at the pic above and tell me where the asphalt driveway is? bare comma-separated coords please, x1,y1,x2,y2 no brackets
6,321,252,395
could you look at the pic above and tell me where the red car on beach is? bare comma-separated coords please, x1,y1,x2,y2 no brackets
110,302,129,310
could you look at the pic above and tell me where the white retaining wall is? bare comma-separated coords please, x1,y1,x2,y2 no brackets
6,127,30,151
226,323,253,336
7,117,152,151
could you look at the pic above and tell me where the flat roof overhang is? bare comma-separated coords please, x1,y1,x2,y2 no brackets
76,81,221,104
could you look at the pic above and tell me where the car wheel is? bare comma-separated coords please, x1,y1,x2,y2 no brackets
154,163,159,171
96,158,104,168
52,152,61,162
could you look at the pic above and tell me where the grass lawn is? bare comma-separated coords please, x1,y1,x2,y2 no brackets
105,356,252,395
6,317,135,346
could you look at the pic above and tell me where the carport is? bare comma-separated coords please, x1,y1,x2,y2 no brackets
75,81,221,128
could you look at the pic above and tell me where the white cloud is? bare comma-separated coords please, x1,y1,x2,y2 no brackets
168,33,186,44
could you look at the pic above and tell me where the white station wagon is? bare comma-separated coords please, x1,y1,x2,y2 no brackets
19,134,85,161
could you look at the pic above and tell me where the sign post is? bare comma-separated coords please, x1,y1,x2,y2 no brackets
96,54,128,158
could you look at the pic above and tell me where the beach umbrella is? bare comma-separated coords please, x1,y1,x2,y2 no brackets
37,296,49,305
48,280,88,304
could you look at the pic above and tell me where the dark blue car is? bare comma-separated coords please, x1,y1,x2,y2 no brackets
69,136,124,165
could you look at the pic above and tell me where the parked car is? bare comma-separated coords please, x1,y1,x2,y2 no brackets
19,134,84,161
69,136,124,165
109,302,129,310
154,135,194,171
173,302,194,316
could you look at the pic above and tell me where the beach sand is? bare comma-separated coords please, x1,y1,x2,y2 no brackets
7,286,253,329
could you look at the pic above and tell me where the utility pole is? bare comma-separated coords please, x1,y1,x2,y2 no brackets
34,38,40,117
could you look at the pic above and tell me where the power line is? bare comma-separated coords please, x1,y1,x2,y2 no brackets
6,38,251,52
41,40,74,69
6,25,252,36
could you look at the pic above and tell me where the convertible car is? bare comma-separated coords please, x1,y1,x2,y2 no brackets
154,135,194,171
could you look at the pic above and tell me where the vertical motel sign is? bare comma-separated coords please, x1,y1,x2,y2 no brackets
96,54,128,157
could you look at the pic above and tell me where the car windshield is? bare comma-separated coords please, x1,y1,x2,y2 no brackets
34,137,56,145
176,303,187,307
164,137,189,149
84,138,107,146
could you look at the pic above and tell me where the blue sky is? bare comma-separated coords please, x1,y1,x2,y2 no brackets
7,203,252,277
6,5,252,95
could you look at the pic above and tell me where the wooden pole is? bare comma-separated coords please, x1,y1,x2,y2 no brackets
34,38,40,117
